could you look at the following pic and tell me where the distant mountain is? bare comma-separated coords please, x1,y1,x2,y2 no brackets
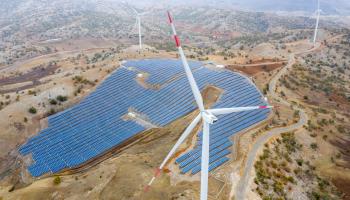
227,0,350,15
131,0,350,16
0,0,342,46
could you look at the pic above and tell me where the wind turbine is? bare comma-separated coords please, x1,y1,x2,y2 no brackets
124,4,150,50
130,8,143,50
313,0,321,45
145,11,273,200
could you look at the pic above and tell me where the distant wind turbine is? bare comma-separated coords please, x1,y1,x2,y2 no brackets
313,0,321,45
131,8,143,49
145,11,273,200
123,3,150,50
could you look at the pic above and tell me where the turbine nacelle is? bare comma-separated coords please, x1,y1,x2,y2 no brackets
201,111,218,124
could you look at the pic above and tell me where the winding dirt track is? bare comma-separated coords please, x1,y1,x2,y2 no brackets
235,42,321,200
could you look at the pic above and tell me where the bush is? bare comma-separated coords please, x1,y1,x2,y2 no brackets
53,176,61,185
56,95,68,102
296,159,303,166
310,143,318,150
8,185,15,192
28,90,36,96
73,76,83,82
49,99,57,105
287,176,295,183
28,107,37,114
322,135,328,141
281,132,299,153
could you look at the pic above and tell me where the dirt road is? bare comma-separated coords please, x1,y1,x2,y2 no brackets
234,42,322,200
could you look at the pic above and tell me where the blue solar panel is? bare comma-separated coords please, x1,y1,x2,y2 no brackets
19,59,270,177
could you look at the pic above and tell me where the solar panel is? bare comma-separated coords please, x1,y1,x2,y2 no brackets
19,59,270,177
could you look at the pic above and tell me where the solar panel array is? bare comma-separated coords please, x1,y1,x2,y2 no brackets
19,59,269,177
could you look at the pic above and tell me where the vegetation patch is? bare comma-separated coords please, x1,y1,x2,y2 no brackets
254,132,342,199
28,107,37,114
53,176,61,185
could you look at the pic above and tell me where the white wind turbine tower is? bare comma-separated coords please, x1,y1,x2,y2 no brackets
145,11,273,200
313,0,321,45
130,8,143,50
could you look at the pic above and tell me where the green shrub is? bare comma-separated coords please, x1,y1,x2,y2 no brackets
322,135,328,141
287,176,295,183
49,99,57,105
8,185,15,192
28,90,36,95
56,95,68,102
296,159,304,166
28,107,37,114
53,176,61,185
310,143,318,150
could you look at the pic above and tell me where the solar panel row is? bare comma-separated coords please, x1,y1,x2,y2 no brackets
19,59,270,177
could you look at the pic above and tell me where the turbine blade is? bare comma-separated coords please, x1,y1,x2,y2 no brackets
145,114,201,190
208,106,273,115
167,11,205,112
131,8,139,15
159,114,201,169
200,120,210,200
120,1,138,15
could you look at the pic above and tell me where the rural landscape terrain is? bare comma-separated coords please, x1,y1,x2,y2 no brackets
0,0,349,199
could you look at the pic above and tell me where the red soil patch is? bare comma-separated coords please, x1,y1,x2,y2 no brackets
226,62,284,76
0,63,58,93
329,136,350,199
329,93,350,108
332,177,350,200
249,59,285,64
299,89,350,115
330,137,350,169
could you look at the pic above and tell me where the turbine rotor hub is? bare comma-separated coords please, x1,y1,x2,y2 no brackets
201,110,218,124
